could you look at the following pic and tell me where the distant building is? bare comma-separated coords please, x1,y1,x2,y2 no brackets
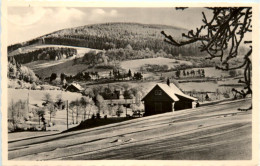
65,83,83,92
103,88,124,100
141,83,198,116
103,88,136,111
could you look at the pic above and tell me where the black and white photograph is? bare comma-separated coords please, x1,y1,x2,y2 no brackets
2,4,258,163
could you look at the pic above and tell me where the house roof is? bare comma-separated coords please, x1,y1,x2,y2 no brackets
157,83,180,101
161,83,198,101
142,83,197,102
69,83,83,91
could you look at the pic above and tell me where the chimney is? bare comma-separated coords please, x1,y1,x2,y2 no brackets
167,77,170,86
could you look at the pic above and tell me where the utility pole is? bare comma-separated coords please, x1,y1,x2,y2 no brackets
67,100,69,130
125,99,127,117
27,92,30,114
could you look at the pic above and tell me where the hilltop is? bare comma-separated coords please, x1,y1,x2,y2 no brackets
8,22,203,57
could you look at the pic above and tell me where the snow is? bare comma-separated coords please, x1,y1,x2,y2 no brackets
121,57,192,73
158,83,198,101
8,99,251,160
23,44,102,72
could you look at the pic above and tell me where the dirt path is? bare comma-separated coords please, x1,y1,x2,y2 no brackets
8,99,252,160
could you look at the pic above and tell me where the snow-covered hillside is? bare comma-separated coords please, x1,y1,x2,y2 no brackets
8,99,252,160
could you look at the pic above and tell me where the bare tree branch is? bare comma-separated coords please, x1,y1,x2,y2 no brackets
162,7,252,109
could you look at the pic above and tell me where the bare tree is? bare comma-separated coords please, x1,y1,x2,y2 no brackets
35,108,45,126
70,99,81,124
56,94,63,109
80,96,94,121
47,104,56,122
96,94,107,114
69,101,76,124
8,100,28,131
42,93,56,122
42,93,53,106
162,7,252,110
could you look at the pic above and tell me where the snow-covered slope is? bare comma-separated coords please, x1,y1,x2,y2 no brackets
8,99,252,160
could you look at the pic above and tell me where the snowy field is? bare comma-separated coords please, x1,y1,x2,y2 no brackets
121,57,192,73
8,99,251,160
8,88,83,106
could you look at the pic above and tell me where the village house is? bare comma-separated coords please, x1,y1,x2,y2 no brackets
65,83,83,93
141,82,198,116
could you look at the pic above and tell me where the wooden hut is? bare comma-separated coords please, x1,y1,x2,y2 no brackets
141,83,198,116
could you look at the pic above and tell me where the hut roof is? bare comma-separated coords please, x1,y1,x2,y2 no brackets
142,83,198,102
68,83,83,91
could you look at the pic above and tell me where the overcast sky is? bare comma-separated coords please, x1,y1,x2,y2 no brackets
7,7,212,45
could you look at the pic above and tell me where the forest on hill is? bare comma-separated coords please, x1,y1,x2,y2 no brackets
8,23,207,57
10,47,77,64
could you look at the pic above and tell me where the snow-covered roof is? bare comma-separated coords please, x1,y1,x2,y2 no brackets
70,83,83,91
159,83,197,101
156,83,179,101
142,83,197,102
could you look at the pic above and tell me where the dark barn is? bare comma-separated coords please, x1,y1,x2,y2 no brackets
142,83,198,116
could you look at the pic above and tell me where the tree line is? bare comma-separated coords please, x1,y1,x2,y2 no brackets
10,47,77,64
8,57,39,83
8,38,41,53
42,35,204,57
48,68,142,87
81,45,174,69
175,69,205,78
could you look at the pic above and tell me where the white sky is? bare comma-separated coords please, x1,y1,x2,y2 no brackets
7,7,212,45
